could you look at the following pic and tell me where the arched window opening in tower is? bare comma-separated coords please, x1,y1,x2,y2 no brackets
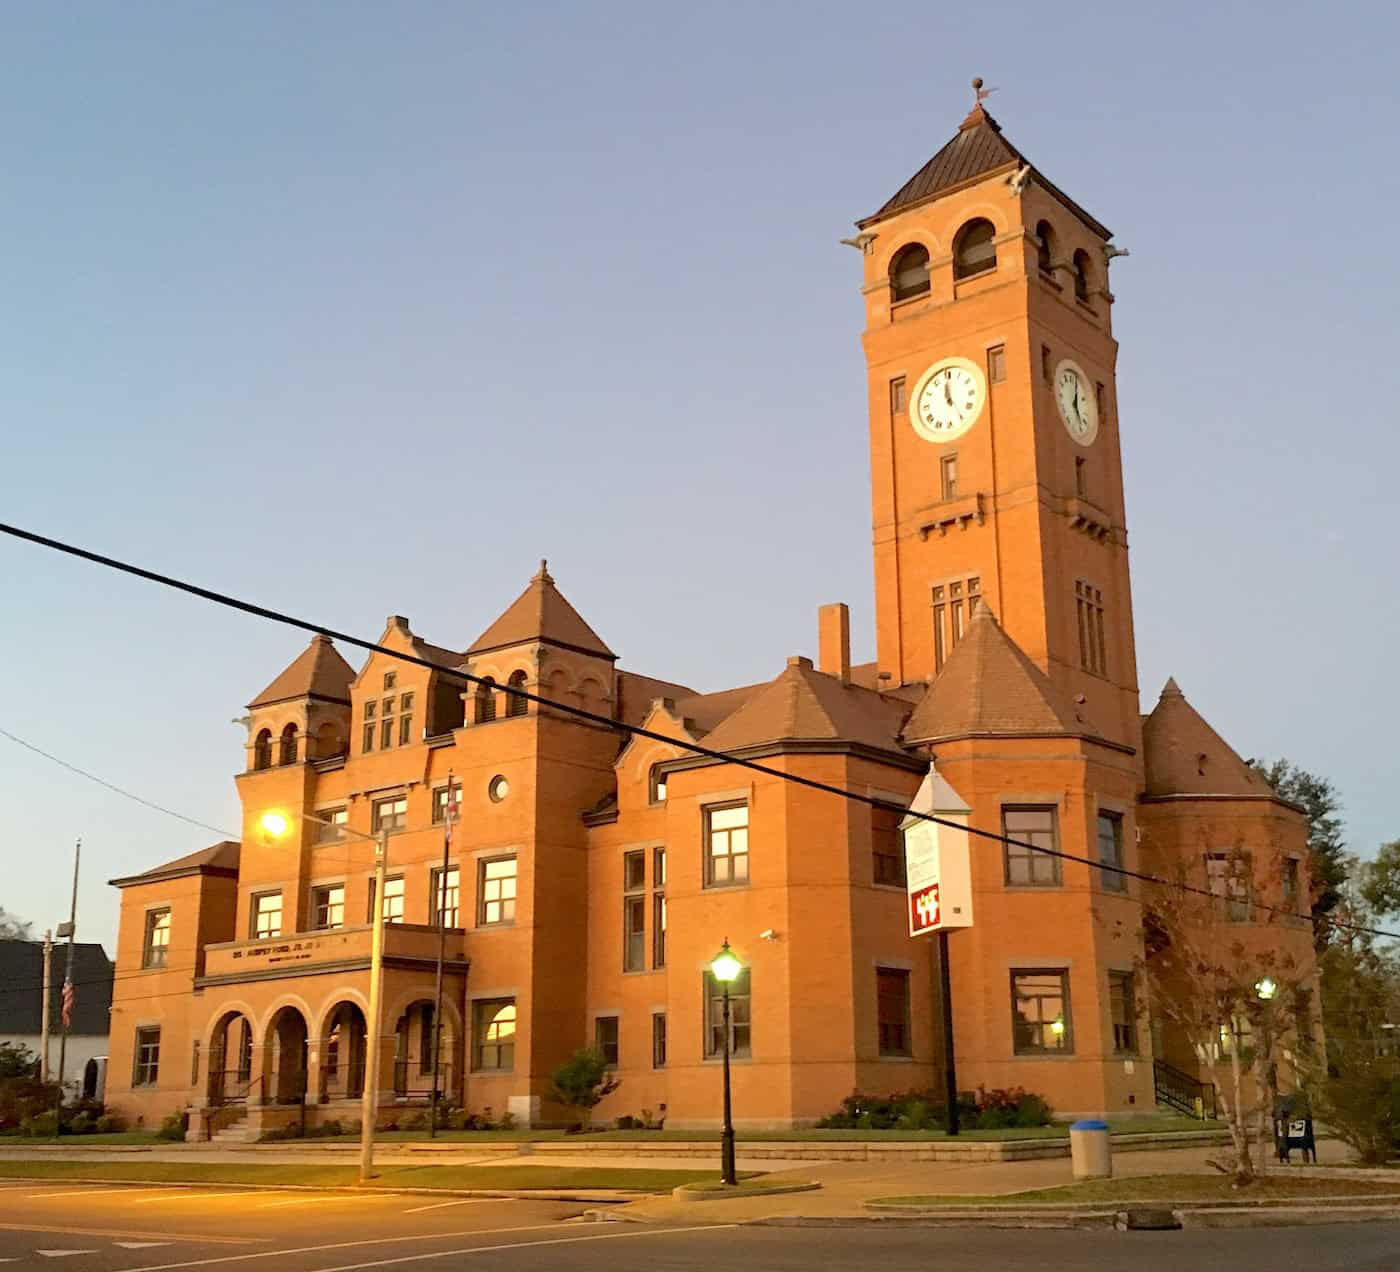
1073,249,1093,302
506,669,528,717
888,243,930,301
954,219,997,279
1035,220,1056,275
278,723,298,765
253,728,272,771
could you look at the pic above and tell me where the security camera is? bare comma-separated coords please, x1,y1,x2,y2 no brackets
759,928,778,941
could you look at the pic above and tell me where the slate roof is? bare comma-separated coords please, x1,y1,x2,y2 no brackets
110,840,241,889
249,633,356,708
615,670,700,729
468,562,615,660
1141,678,1274,798
697,657,913,756
0,941,112,1038
902,604,1093,743
857,104,1111,239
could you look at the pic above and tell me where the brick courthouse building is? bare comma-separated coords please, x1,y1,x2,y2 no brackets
105,100,1318,1133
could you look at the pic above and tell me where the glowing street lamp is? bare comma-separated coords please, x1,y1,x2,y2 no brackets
1255,976,1278,1002
260,808,389,1184
710,939,743,1186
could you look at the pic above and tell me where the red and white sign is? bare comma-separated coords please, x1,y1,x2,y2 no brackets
901,769,974,938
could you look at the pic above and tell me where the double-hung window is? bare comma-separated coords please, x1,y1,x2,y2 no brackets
312,884,345,930
652,848,667,968
432,866,461,928
371,796,407,834
142,908,171,969
252,892,282,939
595,1015,620,1067
478,857,516,926
1011,969,1072,1054
133,1026,161,1086
876,968,911,1056
1004,806,1061,886
472,999,515,1071
1109,971,1138,1054
704,803,749,887
1097,811,1126,892
703,969,751,1058
623,850,645,971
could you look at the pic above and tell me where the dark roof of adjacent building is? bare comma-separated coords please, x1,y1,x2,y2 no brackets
857,104,1111,239
0,941,112,1038
1141,678,1275,799
110,840,241,889
903,604,1096,744
249,634,356,709
697,657,914,757
468,562,616,660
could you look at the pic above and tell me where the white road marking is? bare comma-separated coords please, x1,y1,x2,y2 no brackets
130,1223,578,1272
114,1242,172,1249
133,1192,274,1205
35,1251,99,1259
400,1200,491,1215
260,1196,366,1208
0,1223,255,1247
315,1224,740,1272
25,1189,173,1200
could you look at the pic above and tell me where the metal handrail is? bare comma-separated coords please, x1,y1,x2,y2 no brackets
1153,1058,1217,1119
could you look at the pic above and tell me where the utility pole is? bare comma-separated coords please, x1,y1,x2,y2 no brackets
39,931,52,1084
429,775,454,1139
359,825,389,1182
53,840,81,1131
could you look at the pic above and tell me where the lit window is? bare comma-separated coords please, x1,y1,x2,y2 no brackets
132,1026,161,1086
478,857,517,926
432,866,461,928
252,892,282,939
595,1015,619,1067
1097,812,1126,892
705,803,749,887
1011,969,1071,1053
312,884,345,930
1003,806,1060,886
369,875,405,924
1109,971,1138,1054
704,968,751,1058
472,999,515,1071
649,766,668,804
371,796,407,833
142,908,171,969
877,967,911,1056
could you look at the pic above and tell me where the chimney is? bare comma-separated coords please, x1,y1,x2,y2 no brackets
818,603,851,684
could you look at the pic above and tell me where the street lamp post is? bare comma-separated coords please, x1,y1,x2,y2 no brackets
260,810,389,1184
709,940,742,1187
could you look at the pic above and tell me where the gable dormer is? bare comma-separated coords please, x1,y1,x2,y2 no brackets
348,615,466,756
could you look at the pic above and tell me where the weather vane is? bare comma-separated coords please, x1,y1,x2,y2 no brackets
972,76,998,105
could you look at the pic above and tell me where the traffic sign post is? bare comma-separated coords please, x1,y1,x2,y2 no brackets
901,769,973,1136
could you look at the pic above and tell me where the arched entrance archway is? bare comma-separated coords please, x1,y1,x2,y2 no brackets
263,1006,309,1105
393,999,458,1101
208,1011,256,1106
319,1002,367,1103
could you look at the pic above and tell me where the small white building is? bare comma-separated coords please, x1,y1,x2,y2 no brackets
0,941,113,1100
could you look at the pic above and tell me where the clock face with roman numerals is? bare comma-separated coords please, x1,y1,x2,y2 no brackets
1054,358,1099,446
909,357,985,444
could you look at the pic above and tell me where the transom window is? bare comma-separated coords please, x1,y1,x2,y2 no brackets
132,1026,161,1086
251,892,283,940
1011,969,1071,1054
1097,811,1126,892
932,576,980,672
478,857,517,926
432,866,460,928
1003,806,1061,886
704,803,749,887
312,884,345,930
876,967,911,1056
704,968,751,1058
472,999,515,1071
142,908,171,969
1076,581,1107,676
371,796,408,834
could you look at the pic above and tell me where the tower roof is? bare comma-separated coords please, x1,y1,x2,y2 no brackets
249,633,355,708
468,561,615,660
1142,678,1272,798
857,104,1111,238
698,656,911,756
902,604,1092,743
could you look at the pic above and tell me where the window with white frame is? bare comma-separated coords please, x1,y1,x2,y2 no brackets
704,803,749,887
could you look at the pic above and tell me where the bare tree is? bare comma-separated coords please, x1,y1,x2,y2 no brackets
1138,844,1314,1185
0,909,33,941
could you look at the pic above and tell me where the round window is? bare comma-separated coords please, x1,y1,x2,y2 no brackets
488,774,510,803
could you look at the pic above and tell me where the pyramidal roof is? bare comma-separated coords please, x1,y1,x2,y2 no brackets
857,103,1110,238
903,604,1091,743
1142,678,1272,798
699,656,912,755
110,840,241,888
468,561,615,660
249,633,355,708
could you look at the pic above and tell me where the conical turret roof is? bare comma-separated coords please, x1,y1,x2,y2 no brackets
248,633,355,708
1142,678,1271,798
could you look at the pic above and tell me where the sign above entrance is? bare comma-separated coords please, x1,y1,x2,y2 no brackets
900,768,974,937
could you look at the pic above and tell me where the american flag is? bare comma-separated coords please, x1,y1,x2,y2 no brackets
60,979,74,1031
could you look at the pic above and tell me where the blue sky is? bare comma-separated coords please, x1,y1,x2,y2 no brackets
2,1,1396,949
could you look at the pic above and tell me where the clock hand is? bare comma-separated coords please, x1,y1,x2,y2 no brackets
944,376,953,408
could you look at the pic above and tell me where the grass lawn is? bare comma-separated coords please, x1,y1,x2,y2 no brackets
0,1133,164,1146
876,1173,1400,1207
0,1159,726,1192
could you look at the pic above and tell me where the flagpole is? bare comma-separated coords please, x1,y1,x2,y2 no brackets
39,931,52,1084
53,839,80,1134
428,775,453,1139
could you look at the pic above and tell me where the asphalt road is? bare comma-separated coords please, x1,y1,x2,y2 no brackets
0,1181,1396,1271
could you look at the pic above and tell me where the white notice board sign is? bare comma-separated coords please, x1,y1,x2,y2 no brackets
901,768,974,937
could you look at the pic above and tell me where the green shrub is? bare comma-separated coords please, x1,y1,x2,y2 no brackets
21,1111,59,1137
156,1111,187,1142
68,1111,94,1135
547,1049,619,1131
819,1086,1052,1133
94,1113,126,1134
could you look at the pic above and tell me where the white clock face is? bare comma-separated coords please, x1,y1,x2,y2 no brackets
910,357,985,443
1054,359,1099,445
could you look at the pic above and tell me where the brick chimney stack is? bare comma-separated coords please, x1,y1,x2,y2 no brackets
818,603,851,684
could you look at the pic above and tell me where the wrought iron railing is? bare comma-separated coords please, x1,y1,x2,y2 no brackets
1153,1059,1217,1119
208,1069,256,1106
393,1059,453,1101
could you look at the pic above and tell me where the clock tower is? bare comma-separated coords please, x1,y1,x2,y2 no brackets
857,95,1140,751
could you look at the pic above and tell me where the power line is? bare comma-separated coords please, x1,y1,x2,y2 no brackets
0,725,237,840
2,518,1394,945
